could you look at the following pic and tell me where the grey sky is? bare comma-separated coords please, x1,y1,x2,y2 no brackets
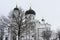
0,0,60,31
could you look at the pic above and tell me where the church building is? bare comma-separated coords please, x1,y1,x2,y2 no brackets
3,5,51,40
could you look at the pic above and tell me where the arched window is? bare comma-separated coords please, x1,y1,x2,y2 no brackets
5,37,8,40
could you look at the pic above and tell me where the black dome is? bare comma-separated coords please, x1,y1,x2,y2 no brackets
25,9,36,15
41,19,45,21
14,5,19,11
14,7,19,10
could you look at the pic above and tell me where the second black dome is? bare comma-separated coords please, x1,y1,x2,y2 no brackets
25,9,36,15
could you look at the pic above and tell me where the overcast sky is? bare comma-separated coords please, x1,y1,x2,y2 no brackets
0,0,60,31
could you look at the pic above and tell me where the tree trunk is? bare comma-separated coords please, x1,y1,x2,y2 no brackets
18,28,20,40
18,24,21,40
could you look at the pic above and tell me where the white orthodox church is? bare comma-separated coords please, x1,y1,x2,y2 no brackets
2,5,52,40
